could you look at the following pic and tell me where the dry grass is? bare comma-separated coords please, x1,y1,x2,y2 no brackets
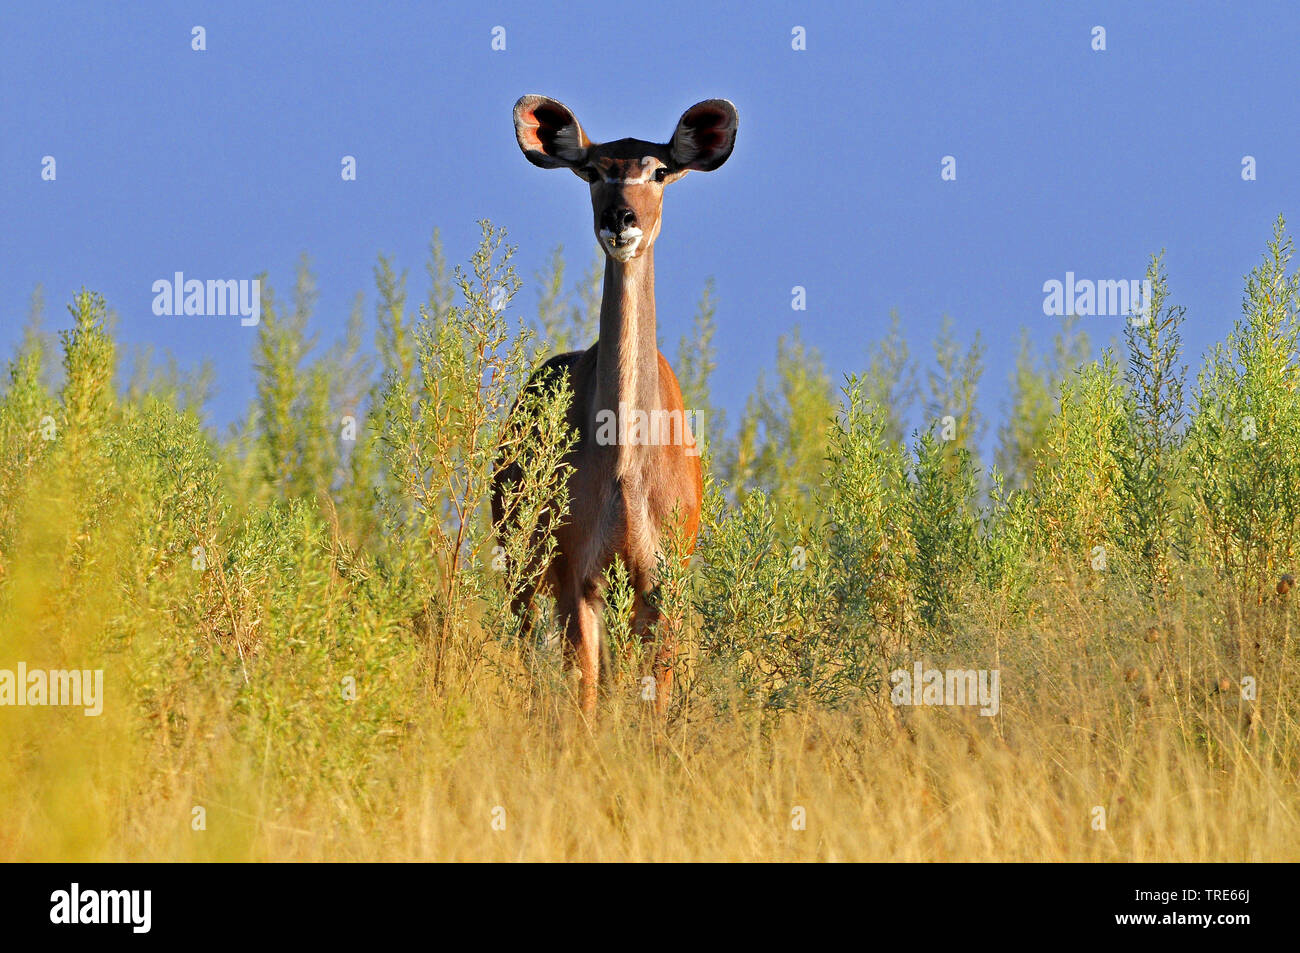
3,514,1297,862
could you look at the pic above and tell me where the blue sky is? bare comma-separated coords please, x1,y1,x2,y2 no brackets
3,1,1298,454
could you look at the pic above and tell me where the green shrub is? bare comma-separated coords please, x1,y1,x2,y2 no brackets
1186,216,1300,599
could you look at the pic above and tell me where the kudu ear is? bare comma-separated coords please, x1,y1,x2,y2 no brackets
513,95,592,170
668,99,738,172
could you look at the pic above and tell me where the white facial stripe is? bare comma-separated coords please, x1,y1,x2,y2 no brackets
600,158,662,185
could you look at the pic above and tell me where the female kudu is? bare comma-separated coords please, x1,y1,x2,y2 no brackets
493,95,737,715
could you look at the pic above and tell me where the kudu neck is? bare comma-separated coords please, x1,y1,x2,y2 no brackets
596,247,660,416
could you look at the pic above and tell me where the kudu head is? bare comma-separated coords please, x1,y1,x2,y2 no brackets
513,95,738,262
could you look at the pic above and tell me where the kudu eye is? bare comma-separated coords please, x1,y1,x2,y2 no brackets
654,166,670,183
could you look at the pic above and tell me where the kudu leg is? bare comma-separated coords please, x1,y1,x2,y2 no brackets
633,589,674,718
561,589,601,716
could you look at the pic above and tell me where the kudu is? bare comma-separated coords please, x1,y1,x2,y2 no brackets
493,95,737,715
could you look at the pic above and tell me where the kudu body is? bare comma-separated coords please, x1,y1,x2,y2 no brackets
493,95,737,715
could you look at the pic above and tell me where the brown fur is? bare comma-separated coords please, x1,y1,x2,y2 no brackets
494,95,737,715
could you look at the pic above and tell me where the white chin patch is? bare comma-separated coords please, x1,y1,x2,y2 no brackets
599,227,643,261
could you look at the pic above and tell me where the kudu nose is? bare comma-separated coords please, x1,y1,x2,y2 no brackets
601,207,638,233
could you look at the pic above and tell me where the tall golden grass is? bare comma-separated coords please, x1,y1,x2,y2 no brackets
2,478,1295,862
